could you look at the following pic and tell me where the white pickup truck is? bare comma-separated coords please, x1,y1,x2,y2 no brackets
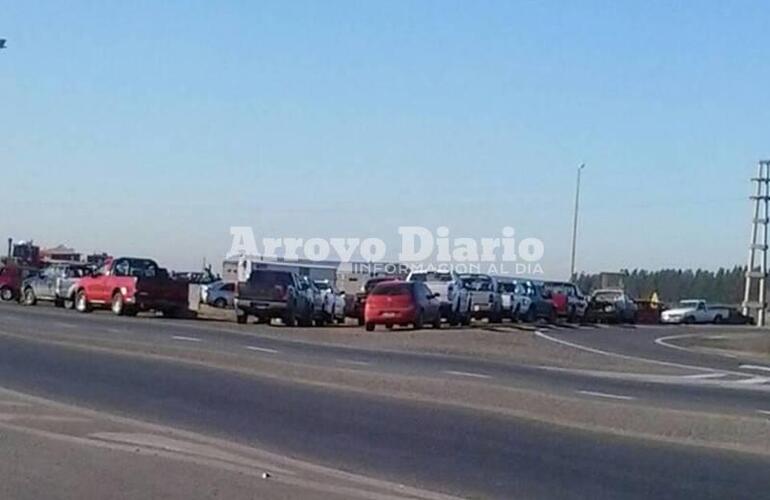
660,299,730,324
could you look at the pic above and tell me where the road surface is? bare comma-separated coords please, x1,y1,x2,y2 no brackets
1,303,769,499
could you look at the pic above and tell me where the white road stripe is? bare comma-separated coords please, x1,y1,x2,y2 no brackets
534,330,752,378
444,370,492,379
758,410,770,416
681,373,727,380
336,359,371,366
740,364,770,373
577,390,636,401
244,346,279,354
171,336,202,343
736,377,770,385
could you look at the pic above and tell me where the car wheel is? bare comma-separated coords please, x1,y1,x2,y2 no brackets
213,297,228,309
111,292,126,316
54,298,65,308
0,287,14,302
525,307,536,323
23,288,37,306
713,315,723,325
64,297,76,310
413,310,424,330
284,309,296,327
684,316,695,325
75,290,91,313
365,322,375,332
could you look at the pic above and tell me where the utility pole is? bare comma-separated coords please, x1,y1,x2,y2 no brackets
742,160,770,326
569,163,585,281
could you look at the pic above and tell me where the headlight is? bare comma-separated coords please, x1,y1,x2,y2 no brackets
604,305,615,312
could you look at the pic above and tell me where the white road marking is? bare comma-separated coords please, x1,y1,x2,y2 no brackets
171,336,202,343
244,346,279,354
336,359,371,366
653,334,701,353
444,370,492,379
740,364,770,373
681,373,727,380
56,322,78,329
758,410,770,416
735,377,770,385
534,330,752,378
577,390,636,401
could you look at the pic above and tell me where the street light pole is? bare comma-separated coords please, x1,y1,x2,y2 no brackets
569,163,586,281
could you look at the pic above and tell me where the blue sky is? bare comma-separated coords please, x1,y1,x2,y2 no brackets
1,1,768,277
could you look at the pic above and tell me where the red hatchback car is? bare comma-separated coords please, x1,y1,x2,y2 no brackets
364,281,442,331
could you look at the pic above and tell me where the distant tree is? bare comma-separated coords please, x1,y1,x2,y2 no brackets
576,267,747,305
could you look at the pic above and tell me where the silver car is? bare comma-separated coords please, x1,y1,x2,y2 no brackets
201,280,235,308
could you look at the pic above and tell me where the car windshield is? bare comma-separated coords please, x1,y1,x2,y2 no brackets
114,259,159,278
594,291,622,301
498,282,516,293
411,272,452,282
365,278,394,293
250,271,293,287
461,276,493,291
678,300,701,308
370,283,411,296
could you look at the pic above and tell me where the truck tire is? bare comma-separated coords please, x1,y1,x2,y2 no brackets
284,309,296,327
111,292,126,316
161,308,180,318
365,322,375,332
213,297,228,309
22,288,37,306
0,287,14,302
713,315,723,324
75,290,92,313
413,310,424,330
64,296,76,310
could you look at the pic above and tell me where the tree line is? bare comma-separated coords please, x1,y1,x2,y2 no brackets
574,267,747,305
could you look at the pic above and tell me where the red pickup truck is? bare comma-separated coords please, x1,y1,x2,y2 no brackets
73,257,189,317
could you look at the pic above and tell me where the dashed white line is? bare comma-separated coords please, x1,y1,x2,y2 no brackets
444,370,492,380
681,373,727,380
735,377,770,385
577,390,636,401
758,410,770,417
336,359,371,366
244,346,279,354
171,336,202,343
740,364,770,373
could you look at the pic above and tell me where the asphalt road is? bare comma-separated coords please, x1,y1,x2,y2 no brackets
2,304,770,498
3,304,770,417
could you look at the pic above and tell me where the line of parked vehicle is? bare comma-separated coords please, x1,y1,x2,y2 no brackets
1,256,753,329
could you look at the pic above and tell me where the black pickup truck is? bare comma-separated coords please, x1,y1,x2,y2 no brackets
234,269,314,326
